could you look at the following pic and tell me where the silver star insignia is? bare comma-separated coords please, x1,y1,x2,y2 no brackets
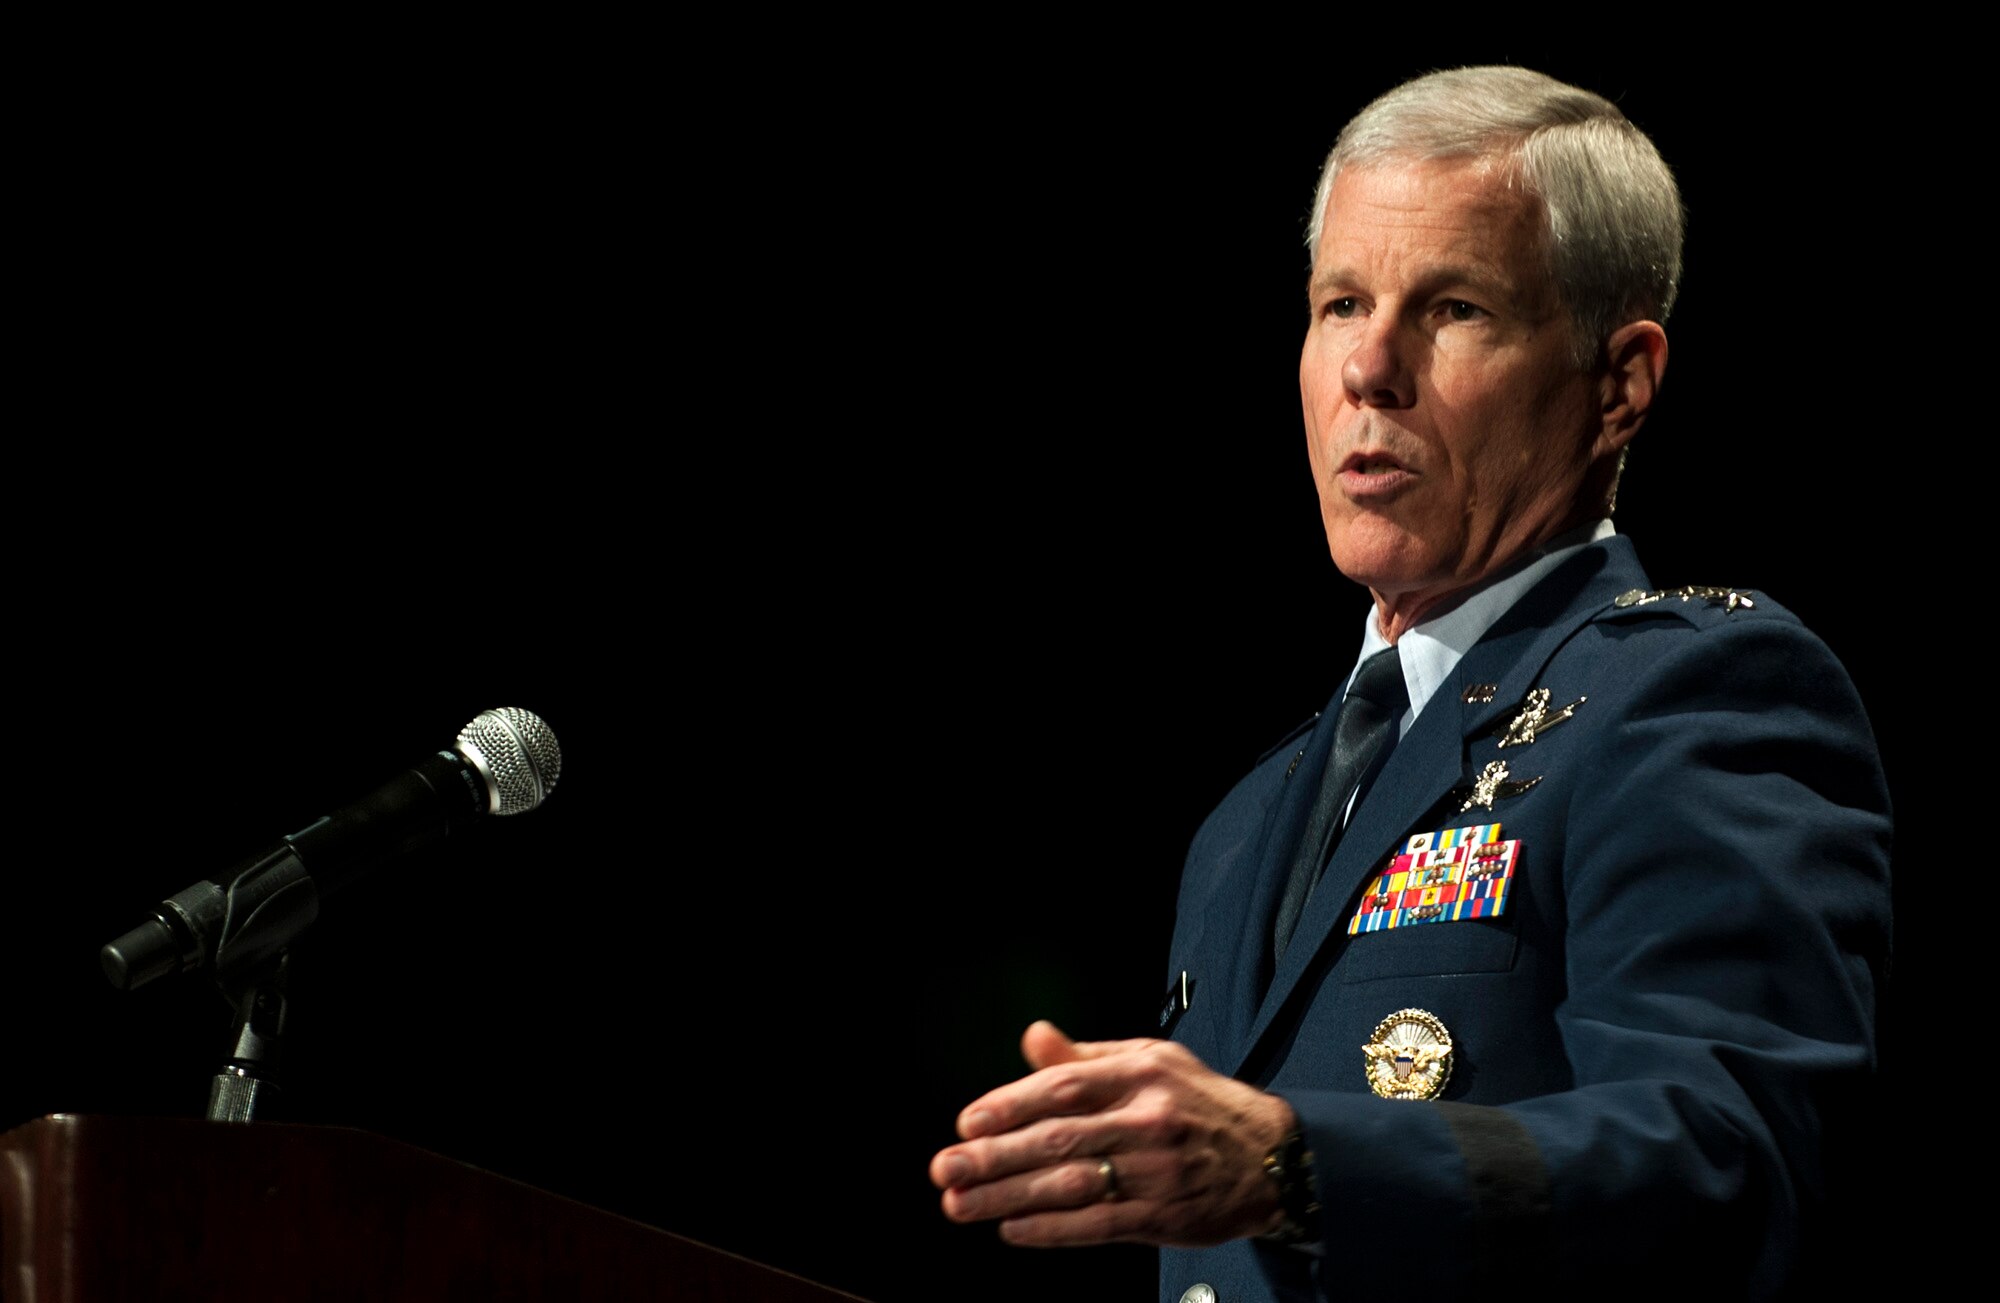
1613,585,1756,612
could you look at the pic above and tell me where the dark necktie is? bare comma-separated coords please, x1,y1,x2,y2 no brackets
1271,647,1409,962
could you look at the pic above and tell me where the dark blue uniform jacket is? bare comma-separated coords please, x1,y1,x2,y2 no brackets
1159,535,1891,1302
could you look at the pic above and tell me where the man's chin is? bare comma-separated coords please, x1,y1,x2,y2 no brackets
1325,525,1448,597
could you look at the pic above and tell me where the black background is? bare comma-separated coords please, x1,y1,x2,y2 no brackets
9,36,1932,1300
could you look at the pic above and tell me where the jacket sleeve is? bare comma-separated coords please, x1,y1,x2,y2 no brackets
1277,613,1891,1295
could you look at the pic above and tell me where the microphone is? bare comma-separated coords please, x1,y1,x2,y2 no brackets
100,707,562,991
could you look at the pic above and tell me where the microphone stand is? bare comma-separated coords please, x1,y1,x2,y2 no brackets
206,950,290,1123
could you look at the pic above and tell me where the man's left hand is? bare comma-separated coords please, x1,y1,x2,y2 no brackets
929,1020,1296,1247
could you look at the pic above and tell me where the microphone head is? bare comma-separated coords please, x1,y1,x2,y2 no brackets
455,707,562,815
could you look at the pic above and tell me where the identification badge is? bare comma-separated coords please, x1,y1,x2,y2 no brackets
1363,1007,1454,1100
1347,823,1521,934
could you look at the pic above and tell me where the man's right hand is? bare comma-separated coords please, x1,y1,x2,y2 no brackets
929,1020,1295,1248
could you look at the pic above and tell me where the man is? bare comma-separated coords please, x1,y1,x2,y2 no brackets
930,67,1890,1299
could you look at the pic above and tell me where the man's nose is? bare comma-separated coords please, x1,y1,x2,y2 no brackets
1341,318,1416,408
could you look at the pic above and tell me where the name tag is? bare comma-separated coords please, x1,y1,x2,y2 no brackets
1157,970,1194,1035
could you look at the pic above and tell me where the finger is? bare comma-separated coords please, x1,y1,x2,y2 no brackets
935,1110,1139,1189
995,1145,1250,1249
992,1151,1189,1246
956,1059,1140,1140
939,1155,1118,1224
958,1040,1187,1139
1023,1021,1165,1067
998,1200,1161,1248
1019,1020,1076,1070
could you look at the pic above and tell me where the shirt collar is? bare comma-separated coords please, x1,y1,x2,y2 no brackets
1351,519,1615,732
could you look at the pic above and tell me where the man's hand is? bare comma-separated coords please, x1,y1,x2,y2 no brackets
928,1020,1296,1247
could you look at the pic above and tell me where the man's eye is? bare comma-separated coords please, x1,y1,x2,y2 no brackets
1325,297,1359,319
1444,300,1484,321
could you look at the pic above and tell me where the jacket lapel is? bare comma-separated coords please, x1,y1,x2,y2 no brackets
1226,537,1651,1078
1193,688,1345,1062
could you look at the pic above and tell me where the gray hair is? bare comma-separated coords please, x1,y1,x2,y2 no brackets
1307,67,1684,366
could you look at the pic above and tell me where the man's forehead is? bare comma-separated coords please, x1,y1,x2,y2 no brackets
1321,157,1537,234
1310,157,1553,291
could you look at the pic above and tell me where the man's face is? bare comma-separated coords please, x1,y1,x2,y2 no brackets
1300,157,1611,613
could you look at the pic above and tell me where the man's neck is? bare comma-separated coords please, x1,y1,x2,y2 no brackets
1347,519,1613,738
1368,516,1612,645
1365,518,1615,653
1370,589,1459,646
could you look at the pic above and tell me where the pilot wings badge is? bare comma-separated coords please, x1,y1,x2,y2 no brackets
1452,759,1542,813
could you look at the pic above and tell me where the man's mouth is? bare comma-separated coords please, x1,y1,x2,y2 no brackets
1339,451,1411,476
1335,449,1417,498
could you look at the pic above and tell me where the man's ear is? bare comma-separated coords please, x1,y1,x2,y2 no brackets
1594,320,1669,459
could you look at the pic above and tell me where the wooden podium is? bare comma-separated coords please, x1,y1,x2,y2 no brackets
0,1115,864,1302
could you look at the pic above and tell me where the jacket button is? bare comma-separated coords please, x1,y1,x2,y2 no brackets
1178,1287,1217,1303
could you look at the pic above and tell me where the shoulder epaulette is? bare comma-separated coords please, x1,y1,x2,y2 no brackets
1599,584,1801,631
1611,586,1758,613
